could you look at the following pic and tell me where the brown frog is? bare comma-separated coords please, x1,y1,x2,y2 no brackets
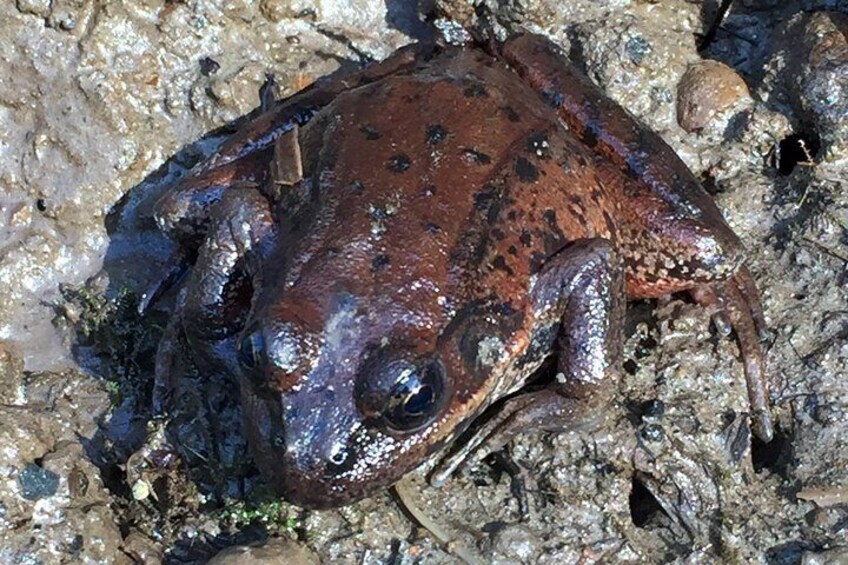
152,33,771,509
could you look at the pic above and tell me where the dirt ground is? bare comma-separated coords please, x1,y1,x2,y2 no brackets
1,1,846,563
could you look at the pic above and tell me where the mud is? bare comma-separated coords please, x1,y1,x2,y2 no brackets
0,1,846,563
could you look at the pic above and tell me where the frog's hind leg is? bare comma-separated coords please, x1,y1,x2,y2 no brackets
496,33,774,443
431,239,625,491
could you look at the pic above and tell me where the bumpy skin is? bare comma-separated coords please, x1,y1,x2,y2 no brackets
153,34,770,509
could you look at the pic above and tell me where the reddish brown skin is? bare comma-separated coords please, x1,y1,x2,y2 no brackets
153,34,770,509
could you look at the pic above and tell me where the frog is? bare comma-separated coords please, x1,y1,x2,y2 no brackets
151,33,771,509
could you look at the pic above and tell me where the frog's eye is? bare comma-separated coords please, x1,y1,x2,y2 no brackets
238,328,266,371
383,360,446,433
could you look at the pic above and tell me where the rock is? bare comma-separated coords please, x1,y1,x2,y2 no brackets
208,537,320,565
260,0,315,23
18,463,59,500
121,531,164,564
677,60,751,132
801,546,848,565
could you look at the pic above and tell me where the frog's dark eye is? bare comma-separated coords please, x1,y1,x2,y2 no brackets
238,328,265,370
383,361,445,433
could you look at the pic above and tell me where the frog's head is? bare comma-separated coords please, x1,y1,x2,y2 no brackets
236,279,525,508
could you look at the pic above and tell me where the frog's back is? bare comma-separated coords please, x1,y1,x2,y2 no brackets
281,47,622,335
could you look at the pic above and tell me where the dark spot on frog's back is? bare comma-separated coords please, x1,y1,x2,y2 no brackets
474,185,499,211
492,255,514,276
543,209,557,228
371,253,390,272
582,125,599,148
359,124,381,140
501,106,521,122
387,153,412,173
427,124,448,145
463,83,488,97
515,157,540,183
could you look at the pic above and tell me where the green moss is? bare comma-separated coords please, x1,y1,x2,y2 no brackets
59,283,164,405
216,491,301,533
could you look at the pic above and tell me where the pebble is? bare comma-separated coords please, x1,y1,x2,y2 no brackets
677,60,750,132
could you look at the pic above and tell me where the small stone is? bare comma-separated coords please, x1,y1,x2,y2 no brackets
641,423,665,442
15,0,50,18
677,60,750,132
641,399,665,419
208,537,319,565
260,0,315,23
131,478,151,501
19,463,60,500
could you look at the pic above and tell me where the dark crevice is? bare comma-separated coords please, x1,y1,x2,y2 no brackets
769,132,820,176
629,476,666,528
751,427,792,477
700,170,722,196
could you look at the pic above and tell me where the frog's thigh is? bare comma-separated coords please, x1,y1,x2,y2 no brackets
432,239,624,484
181,187,277,365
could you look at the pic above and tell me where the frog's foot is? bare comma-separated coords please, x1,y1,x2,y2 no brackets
432,239,625,494
692,266,773,442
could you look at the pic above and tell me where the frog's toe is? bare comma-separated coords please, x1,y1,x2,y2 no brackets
694,268,773,443
731,265,772,342
725,276,774,443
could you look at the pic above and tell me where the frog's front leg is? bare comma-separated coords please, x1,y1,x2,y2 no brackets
432,239,625,485
145,119,304,314
180,187,278,377
155,186,277,398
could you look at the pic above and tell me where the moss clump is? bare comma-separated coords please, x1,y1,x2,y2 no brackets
58,283,164,405
216,491,302,533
